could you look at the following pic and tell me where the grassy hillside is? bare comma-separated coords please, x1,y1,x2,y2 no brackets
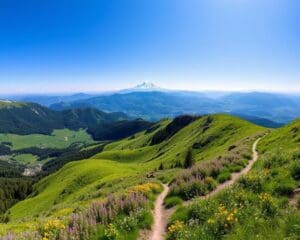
8,115,264,216
168,119,300,240
96,114,265,167
9,159,139,220
1,114,267,238
0,129,94,151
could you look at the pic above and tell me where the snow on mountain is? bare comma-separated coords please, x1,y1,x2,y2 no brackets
119,82,164,93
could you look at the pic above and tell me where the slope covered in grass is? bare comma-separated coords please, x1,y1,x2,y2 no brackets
2,114,266,237
95,114,265,168
168,119,300,240
0,129,94,151
9,159,139,221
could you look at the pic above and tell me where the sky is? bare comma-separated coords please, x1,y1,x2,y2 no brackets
0,0,300,93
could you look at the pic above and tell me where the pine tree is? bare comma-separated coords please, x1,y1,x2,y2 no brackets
159,162,164,170
184,148,194,168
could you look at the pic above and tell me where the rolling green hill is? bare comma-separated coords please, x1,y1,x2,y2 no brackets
5,114,265,226
167,119,300,240
8,159,139,220
96,114,265,166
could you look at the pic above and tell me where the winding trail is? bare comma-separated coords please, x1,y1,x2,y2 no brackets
142,137,262,240
150,184,170,240
191,137,261,202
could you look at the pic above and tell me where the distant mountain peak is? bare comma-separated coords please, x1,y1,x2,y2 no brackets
134,82,160,90
120,82,163,93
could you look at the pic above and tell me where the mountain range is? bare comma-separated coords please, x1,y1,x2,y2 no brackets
3,82,300,126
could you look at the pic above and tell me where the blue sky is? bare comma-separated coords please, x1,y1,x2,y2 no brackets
0,0,300,93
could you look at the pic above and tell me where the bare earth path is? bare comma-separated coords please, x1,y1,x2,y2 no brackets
150,184,170,240
141,137,262,240
190,137,261,202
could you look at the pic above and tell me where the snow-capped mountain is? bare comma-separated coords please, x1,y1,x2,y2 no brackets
120,82,163,93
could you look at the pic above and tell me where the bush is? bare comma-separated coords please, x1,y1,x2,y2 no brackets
217,171,231,183
204,177,217,191
188,200,216,223
104,224,119,240
273,183,294,196
165,197,183,209
238,174,263,193
184,148,195,169
291,162,300,181
258,193,278,217
230,165,243,172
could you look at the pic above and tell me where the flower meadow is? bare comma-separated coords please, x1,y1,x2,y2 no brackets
167,151,300,240
1,182,161,240
167,136,255,201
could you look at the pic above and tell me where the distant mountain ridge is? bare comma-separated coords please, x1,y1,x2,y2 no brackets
4,83,300,125
49,90,299,125
0,101,152,140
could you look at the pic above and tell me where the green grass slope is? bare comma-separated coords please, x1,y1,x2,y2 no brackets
0,129,94,150
95,114,265,167
259,118,300,154
6,114,266,228
168,119,300,240
9,159,139,221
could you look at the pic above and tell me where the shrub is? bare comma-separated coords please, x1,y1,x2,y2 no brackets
258,193,278,217
117,215,137,232
284,212,300,238
104,224,119,240
167,220,185,240
291,162,300,181
204,177,217,191
188,200,216,223
273,183,294,196
164,197,183,209
159,162,164,170
184,148,195,169
217,171,231,183
238,174,263,193
230,165,243,172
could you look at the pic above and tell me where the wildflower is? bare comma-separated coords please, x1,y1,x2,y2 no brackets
168,220,184,233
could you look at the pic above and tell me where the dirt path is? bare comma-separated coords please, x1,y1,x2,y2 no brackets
140,138,262,240
148,184,170,240
190,137,261,202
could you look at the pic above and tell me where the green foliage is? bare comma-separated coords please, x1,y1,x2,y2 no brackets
291,161,300,181
168,118,300,239
184,148,195,169
0,114,266,237
0,101,152,142
217,171,231,183
104,224,119,240
0,177,35,215
164,196,183,209
159,162,164,170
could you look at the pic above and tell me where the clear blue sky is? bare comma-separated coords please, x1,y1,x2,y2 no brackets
0,0,299,93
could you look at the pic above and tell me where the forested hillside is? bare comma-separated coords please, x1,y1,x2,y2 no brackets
0,101,151,141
